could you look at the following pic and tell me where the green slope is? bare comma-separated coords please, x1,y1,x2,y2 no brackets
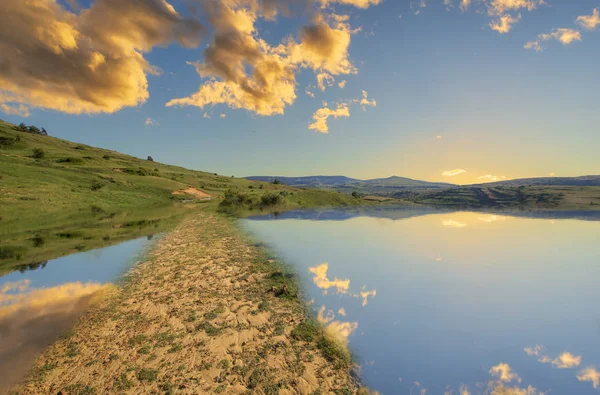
0,119,362,273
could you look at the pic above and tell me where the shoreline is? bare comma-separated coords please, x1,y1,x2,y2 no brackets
10,209,370,394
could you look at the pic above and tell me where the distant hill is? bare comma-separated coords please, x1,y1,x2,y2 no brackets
246,175,454,195
470,176,600,187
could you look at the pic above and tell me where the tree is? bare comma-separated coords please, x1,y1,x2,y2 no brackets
40,128,48,136
352,191,360,198
147,156,154,162
28,125,41,134
271,178,281,185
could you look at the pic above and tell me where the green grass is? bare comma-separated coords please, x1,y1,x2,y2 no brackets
0,119,364,273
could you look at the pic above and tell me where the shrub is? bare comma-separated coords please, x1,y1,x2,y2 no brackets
260,192,281,206
147,156,154,161
32,148,45,159
56,157,83,164
102,154,111,160
271,178,281,185
352,191,360,198
220,189,255,208
0,136,19,147
90,180,104,191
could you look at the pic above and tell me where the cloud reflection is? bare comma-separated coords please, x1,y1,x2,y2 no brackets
443,220,467,228
309,262,350,293
316,305,358,344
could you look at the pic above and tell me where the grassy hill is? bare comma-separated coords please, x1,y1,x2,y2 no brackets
0,120,362,273
247,175,454,195
393,185,600,210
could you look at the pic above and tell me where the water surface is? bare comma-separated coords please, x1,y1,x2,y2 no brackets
244,208,600,394
0,236,152,391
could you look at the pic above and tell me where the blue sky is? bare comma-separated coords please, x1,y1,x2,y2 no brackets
1,0,599,183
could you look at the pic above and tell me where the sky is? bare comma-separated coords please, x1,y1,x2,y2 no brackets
1,0,599,184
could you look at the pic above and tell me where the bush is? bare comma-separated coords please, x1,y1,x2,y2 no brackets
147,156,154,162
260,192,281,206
352,191,360,198
102,154,111,160
14,123,48,135
32,148,45,159
90,180,104,191
271,178,281,185
56,157,83,164
0,136,19,147
220,189,255,208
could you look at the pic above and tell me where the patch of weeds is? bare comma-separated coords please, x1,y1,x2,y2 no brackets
168,343,183,353
232,365,250,377
258,300,270,312
137,368,158,382
113,373,133,391
66,343,80,358
197,321,223,336
63,384,96,395
317,337,351,370
128,334,148,346
159,382,175,394
247,368,269,389
290,320,319,342
108,353,120,361
274,323,285,336
215,384,227,393
217,359,230,370
199,362,213,371
185,312,197,322
203,311,218,320
177,364,186,371
138,345,151,355
154,331,176,346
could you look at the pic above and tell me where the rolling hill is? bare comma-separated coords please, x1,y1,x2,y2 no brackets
246,175,454,195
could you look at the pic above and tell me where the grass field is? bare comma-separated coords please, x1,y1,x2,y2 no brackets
0,119,363,272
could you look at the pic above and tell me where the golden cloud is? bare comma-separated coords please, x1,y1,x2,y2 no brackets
0,0,205,116
443,219,467,228
460,0,471,12
442,169,467,176
359,289,376,307
167,1,372,116
487,0,544,15
321,0,382,9
490,14,521,34
489,363,521,383
478,174,507,182
526,28,582,51
308,262,351,293
317,72,336,91
577,366,600,389
551,352,581,369
309,103,350,133
577,8,600,31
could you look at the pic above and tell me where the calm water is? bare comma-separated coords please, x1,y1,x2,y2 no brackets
244,208,600,395
0,236,152,391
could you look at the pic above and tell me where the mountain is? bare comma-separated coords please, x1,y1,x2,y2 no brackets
470,176,600,187
246,175,455,195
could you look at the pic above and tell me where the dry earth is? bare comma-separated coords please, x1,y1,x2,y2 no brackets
11,210,366,394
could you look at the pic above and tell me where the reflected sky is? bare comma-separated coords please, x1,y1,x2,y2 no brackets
0,236,152,392
243,209,600,394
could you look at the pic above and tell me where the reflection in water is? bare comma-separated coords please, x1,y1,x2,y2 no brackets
244,208,600,394
316,305,358,344
309,262,350,293
0,280,111,391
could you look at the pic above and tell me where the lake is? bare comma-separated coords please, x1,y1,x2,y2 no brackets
243,208,600,395
0,236,153,392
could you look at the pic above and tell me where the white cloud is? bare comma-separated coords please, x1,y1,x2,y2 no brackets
442,169,467,176
526,28,582,51
219,113,227,119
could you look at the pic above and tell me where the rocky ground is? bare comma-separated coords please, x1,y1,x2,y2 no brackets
11,210,368,394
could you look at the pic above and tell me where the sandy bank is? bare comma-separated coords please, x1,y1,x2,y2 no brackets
11,210,367,394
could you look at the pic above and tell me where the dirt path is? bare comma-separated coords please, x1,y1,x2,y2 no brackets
11,211,366,394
